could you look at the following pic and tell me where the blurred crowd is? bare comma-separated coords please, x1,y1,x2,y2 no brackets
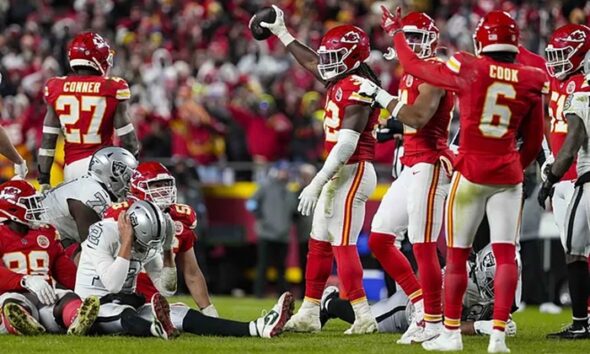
0,0,588,182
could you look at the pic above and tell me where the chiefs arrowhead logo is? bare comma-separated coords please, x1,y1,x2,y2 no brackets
0,187,21,202
565,30,587,42
341,31,361,44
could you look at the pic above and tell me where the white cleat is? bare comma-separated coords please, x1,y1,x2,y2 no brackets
255,291,295,338
413,325,442,343
422,328,463,351
343,314,378,334
488,330,510,353
284,305,321,333
320,286,339,310
397,319,424,344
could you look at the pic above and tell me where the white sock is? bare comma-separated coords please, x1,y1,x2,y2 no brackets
249,321,258,337
351,298,371,318
491,329,506,341
413,299,425,321
299,299,320,313
425,321,443,331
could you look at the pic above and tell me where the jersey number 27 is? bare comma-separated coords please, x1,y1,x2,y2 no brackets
56,95,107,144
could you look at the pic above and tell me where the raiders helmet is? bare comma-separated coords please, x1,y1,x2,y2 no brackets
126,200,167,260
89,147,138,200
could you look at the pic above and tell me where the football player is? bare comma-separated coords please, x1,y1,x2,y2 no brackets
104,161,217,316
355,12,454,343
257,5,380,334
0,180,99,336
382,8,546,352
537,24,590,340
0,126,27,179
538,53,590,339
75,200,177,339
24,147,137,257
38,32,139,186
320,245,520,338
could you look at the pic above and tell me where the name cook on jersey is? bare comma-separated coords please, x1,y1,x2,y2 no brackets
61,81,102,94
489,65,519,82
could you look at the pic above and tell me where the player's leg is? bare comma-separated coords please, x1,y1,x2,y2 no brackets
320,286,355,326
0,293,45,335
330,162,378,334
42,290,100,335
547,183,590,339
485,184,522,352
552,180,575,247
407,162,449,341
285,182,333,332
423,173,487,352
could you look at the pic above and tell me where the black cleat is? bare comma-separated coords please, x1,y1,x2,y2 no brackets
546,324,590,340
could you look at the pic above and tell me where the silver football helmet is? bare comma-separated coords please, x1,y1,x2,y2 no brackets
88,147,138,200
474,244,496,302
126,200,166,261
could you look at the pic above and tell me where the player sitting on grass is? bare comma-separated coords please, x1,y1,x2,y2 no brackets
0,180,99,336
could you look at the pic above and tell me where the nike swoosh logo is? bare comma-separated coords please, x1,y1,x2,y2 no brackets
265,311,279,325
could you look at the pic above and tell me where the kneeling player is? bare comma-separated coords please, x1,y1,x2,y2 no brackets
320,245,519,337
0,180,99,335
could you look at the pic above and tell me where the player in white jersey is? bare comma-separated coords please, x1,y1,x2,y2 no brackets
538,70,590,339
320,245,520,337
75,200,177,339
23,147,137,255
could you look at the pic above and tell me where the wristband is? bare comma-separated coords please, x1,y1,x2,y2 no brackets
391,101,406,119
115,123,135,136
278,31,295,46
374,89,396,108
38,148,55,157
42,126,61,135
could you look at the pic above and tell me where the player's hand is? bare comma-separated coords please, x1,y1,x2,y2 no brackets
258,5,288,37
14,161,28,179
163,213,175,252
201,304,219,318
540,155,555,182
22,275,57,305
118,213,134,246
537,180,555,209
358,77,379,99
381,5,403,36
506,319,517,337
298,180,323,216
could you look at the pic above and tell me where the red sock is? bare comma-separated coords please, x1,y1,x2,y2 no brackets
491,243,518,332
368,232,423,303
333,245,366,302
62,298,82,328
443,247,471,330
414,242,442,323
304,238,334,301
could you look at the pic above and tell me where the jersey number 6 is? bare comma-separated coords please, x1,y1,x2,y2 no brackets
479,82,516,138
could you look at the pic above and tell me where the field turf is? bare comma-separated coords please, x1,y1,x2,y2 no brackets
1,296,589,353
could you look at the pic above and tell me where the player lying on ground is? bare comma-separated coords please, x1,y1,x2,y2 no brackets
257,5,380,334
538,56,590,339
0,180,99,336
23,147,137,262
381,7,545,353
38,32,139,186
357,11,455,344
320,244,519,337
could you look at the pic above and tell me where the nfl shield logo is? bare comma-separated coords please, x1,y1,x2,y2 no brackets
37,235,50,249
406,75,414,87
335,88,343,102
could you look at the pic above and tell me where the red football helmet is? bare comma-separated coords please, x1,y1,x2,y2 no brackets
130,162,177,210
68,32,114,75
473,11,519,55
317,25,370,81
545,24,590,80
401,12,439,59
0,180,38,225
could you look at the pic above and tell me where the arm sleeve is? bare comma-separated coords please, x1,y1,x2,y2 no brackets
86,224,130,293
144,254,177,297
393,32,463,92
315,129,360,184
519,95,545,168
0,266,25,292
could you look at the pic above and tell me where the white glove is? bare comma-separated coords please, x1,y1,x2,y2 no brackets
505,319,517,337
14,161,28,179
297,180,323,216
358,78,379,98
201,304,219,318
22,275,56,305
163,214,175,252
540,154,555,182
259,5,294,46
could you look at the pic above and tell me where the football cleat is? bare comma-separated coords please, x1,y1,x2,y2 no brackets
343,314,378,335
255,291,294,338
150,293,179,339
546,323,590,340
412,324,442,343
284,304,321,333
67,295,100,336
397,318,425,344
488,330,510,353
422,328,463,351
320,286,339,327
2,302,45,336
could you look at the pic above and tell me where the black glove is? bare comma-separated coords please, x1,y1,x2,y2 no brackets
537,180,555,208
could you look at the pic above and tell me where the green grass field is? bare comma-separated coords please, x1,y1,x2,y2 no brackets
1,296,589,354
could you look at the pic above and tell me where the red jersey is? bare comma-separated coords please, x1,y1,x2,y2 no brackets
516,45,548,71
548,74,590,181
394,32,547,184
44,75,131,165
103,201,198,301
323,75,379,163
0,223,77,293
398,68,455,167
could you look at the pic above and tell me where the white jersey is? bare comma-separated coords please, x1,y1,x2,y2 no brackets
75,219,163,299
41,174,113,243
563,91,590,176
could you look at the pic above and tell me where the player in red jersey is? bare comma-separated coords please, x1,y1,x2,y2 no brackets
539,24,590,340
257,5,379,334
38,32,139,187
0,180,99,336
353,12,454,343
103,161,217,316
382,8,545,352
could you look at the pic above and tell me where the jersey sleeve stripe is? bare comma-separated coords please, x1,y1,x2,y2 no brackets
116,89,131,100
446,57,461,74
42,126,61,134
349,92,373,104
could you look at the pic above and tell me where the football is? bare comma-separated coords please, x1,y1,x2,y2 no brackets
249,7,276,41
